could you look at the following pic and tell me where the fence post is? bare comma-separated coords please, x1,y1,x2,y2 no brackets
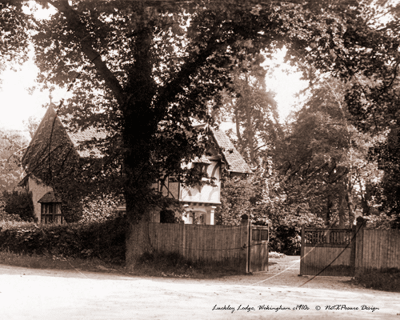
300,226,305,276
354,217,366,277
180,221,186,258
350,224,356,276
240,215,250,273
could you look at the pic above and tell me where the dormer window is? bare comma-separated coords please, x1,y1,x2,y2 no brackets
193,162,208,174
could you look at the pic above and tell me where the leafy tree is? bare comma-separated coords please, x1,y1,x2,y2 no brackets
339,3,400,227
0,129,27,193
370,128,400,228
0,0,31,74
273,77,383,227
217,54,281,167
23,116,40,139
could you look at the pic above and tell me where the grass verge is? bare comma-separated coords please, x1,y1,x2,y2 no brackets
353,268,400,292
131,251,245,279
0,250,281,279
0,250,121,273
0,250,245,278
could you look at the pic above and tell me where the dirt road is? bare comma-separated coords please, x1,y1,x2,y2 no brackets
0,256,399,320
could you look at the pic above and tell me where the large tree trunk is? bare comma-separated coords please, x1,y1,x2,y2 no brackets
123,25,157,270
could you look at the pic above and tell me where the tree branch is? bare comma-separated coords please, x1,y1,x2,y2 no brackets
48,0,126,105
155,31,234,118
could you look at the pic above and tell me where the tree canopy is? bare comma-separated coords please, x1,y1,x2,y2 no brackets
0,129,27,194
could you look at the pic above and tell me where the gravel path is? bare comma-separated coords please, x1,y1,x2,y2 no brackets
0,256,399,320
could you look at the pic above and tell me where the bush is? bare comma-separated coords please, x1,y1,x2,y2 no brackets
0,216,127,264
80,195,122,223
1,191,34,222
363,214,397,229
355,268,400,292
269,226,302,255
0,200,23,222
266,213,325,255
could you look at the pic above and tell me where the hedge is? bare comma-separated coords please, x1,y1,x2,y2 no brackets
0,216,127,264
355,268,400,292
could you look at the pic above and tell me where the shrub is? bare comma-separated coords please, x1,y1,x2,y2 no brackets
80,195,122,223
363,214,397,229
269,226,301,255
1,191,34,222
0,216,127,264
355,268,400,292
0,200,23,222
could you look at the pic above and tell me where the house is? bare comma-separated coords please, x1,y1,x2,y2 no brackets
19,105,105,224
19,106,251,224
153,126,252,225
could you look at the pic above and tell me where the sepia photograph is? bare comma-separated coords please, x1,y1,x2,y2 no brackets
0,0,399,319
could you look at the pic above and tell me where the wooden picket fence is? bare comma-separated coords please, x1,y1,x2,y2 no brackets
148,222,246,263
128,221,248,271
356,228,400,273
127,219,269,273
300,219,400,276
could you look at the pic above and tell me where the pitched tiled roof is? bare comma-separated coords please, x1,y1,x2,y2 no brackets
22,107,106,169
210,128,252,174
38,191,62,203
21,106,79,175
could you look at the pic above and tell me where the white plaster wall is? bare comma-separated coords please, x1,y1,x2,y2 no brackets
180,161,221,204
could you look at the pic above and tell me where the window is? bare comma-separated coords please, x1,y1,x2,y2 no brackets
192,163,210,181
41,203,63,224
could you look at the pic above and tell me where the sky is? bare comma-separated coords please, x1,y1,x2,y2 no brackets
264,49,308,121
0,55,67,137
0,4,62,138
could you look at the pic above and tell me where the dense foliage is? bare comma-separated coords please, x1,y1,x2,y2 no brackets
0,200,23,222
355,268,400,293
0,129,27,194
80,194,122,223
272,77,385,228
216,54,281,167
216,172,325,254
1,191,34,222
0,216,127,264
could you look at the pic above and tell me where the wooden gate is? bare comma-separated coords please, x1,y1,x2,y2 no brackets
300,227,355,276
249,225,269,272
